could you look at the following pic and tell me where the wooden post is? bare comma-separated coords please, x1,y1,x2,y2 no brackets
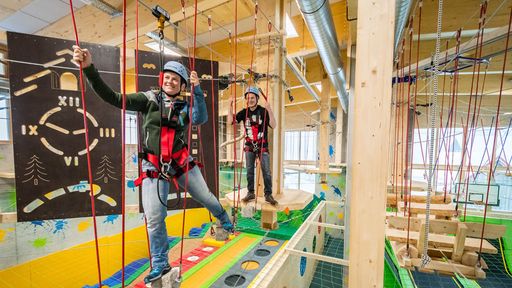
318,76,331,173
252,0,285,195
335,104,346,164
452,223,468,262
347,0,395,286
417,220,427,257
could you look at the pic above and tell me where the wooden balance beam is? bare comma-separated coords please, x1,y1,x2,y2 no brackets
397,202,457,218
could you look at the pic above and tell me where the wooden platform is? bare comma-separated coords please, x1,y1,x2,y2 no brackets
284,165,343,174
222,188,312,212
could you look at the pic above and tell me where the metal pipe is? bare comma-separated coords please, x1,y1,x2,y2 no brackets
296,0,349,111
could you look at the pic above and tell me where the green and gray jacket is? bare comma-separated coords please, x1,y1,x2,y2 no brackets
83,64,207,156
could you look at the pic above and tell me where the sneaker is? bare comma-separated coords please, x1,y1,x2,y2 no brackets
265,194,278,206
144,264,172,284
242,192,256,203
222,222,235,233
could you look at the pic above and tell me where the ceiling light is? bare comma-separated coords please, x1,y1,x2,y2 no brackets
144,42,182,57
145,32,187,57
285,14,298,38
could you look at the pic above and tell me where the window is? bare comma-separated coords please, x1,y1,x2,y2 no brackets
0,89,10,141
0,46,7,78
125,112,139,144
284,130,317,161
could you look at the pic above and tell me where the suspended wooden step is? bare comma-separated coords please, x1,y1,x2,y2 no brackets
223,188,312,212
397,201,457,219
386,215,506,279
387,193,451,206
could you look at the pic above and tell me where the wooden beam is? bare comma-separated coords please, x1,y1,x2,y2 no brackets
318,77,331,173
285,248,349,266
104,0,230,46
347,0,395,286
452,223,468,262
401,25,512,75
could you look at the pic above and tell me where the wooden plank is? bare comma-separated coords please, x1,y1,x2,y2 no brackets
387,193,452,205
452,223,468,262
465,222,507,239
398,202,456,217
386,228,498,254
348,0,395,286
285,248,349,266
387,215,459,234
410,258,482,278
418,221,426,257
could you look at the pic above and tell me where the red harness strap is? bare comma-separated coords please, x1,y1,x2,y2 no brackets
134,127,199,188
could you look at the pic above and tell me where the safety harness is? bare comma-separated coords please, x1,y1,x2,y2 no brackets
243,108,268,154
134,99,200,188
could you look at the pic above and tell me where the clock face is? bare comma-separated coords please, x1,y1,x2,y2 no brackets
21,97,115,167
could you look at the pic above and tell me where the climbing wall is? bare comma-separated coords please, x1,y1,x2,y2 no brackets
7,32,122,221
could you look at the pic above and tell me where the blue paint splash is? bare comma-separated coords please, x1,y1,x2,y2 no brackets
131,154,138,164
329,145,335,158
53,219,68,234
300,248,307,276
103,215,119,224
331,185,342,198
127,180,135,189
31,220,45,228
330,111,336,121
319,191,326,200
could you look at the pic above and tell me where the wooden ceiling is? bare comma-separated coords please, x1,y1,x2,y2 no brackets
1,0,511,126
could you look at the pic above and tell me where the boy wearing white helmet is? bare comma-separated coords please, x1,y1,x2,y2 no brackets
227,86,278,206
72,46,233,284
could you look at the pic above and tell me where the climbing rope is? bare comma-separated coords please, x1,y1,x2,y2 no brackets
120,0,128,285
478,5,512,265
68,0,102,286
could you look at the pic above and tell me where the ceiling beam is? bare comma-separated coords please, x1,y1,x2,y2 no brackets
402,24,511,75
104,0,229,46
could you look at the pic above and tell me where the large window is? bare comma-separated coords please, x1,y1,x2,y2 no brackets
0,89,10,141
0,46,7,78
409,126,512,212
125,112,139,145
284,130,317,161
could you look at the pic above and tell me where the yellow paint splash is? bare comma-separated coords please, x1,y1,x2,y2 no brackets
338,213,344,220
0,229,6,242
321,183,328,190
77,221,91,232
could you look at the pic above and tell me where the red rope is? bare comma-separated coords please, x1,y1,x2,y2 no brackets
404,15,414,250
463,2,488,220
478,5,512,262
68,1,102,286
393,62,400,216
178,0,199,276
134,0,152,270
233,0,241,214
399,42,406,216
438,41,449,196
456,3,486,216
207,15,217,235
447,30,462,198
121,0,128,285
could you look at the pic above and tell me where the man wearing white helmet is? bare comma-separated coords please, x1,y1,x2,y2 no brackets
228,86,278,206
72,46,233,284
